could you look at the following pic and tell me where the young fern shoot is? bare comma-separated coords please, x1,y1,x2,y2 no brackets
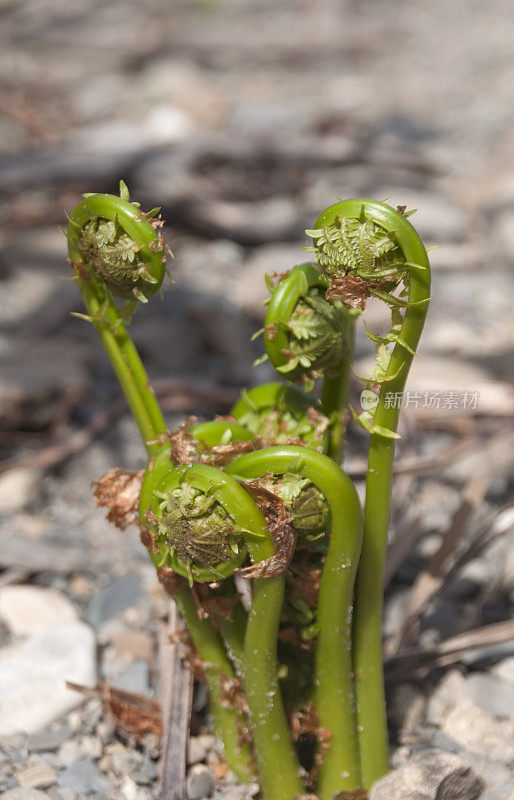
308,199,431,789
66,184,431,800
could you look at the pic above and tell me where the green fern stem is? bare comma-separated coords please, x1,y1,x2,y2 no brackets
320,313,356,462
174,587,254,782
227,446,364,797
314,199,431,789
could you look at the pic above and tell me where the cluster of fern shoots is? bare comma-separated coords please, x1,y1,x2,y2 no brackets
66,183,431,800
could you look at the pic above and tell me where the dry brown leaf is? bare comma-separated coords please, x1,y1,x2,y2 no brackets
238,481,298,578
93,468,144,529
167,416,201,465
66,681,162,739
290,702,332,785
156,565,188,597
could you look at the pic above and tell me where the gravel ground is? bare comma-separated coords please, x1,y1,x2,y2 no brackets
0,1,513,798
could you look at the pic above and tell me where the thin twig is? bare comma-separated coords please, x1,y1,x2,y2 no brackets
385,619,514,682
160,600,194,800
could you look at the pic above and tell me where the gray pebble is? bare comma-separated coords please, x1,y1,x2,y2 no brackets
187,764,215,800
431,730,461,754
111,660,149,695
465,673,514,719
57,757,109,795
132,756,159,786
370,749,483,800
0,623,96,736
478,780,514,800
187,736,211,765
491,656,514,685
441,700,514,763
88,574,142,629
26,729,70,754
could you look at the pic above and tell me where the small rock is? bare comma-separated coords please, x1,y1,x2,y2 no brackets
57,757,109,795
111,660,149,695
478,780,514,800
442,699,514,764
369,748,483,800
88,574,142,629
110,630,153,663
0,586,78,637
79,736,102,760
53,789,78,800
0,469,40,514
16,758,57,789
2,790,52,800
0,732,26,756
465,672,514,719
96,721,115,745
188,736,209,765
0,622,96,736
426,669,467,726
26,727,70,753
57,740,81,768
120,775,138,800
187,764,215,800
457,751,513,789
491,657,514,685
132,756,159,785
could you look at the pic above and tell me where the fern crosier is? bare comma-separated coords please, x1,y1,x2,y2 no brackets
306,205,425,438
256,473,329,538
76,215,165,304
154,482,242,577
268,291,348,384
305,210,405,286
72,182,169,306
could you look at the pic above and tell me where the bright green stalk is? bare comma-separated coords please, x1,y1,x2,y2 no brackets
314,199,431,788
227,446,364,797
217,595,247,679
174,588,254,782
321,311,356,462
73,280,161,454
74,280,166,455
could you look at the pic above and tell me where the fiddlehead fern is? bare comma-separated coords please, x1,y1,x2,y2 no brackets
227,446,364,797
66,183,169,454
259,264,353,387
67,180,168,306
257,266,357,460
311,199,431,788
231,381,330,452
139,445,304,800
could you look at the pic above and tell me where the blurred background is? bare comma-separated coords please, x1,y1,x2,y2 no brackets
0,1,513,798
